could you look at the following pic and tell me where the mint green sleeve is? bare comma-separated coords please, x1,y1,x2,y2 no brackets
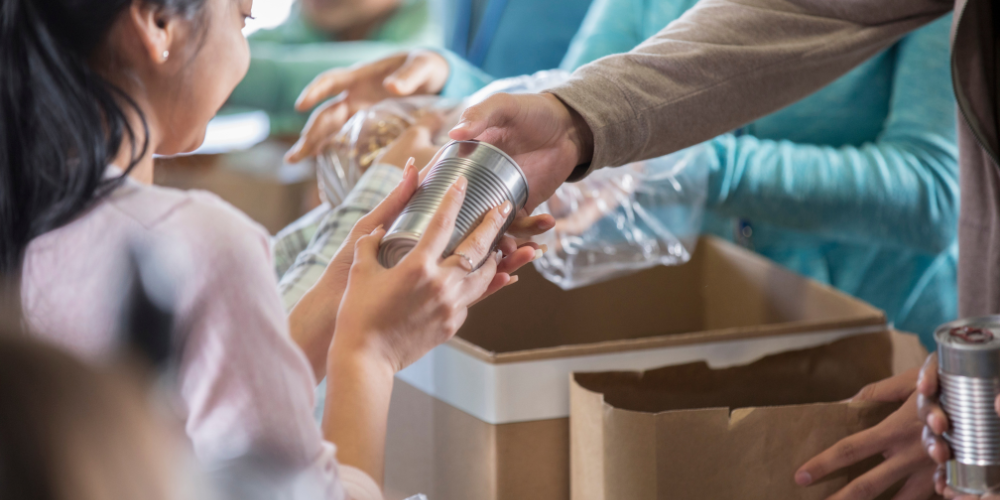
558,0,646,71
436,48,496,99
228,40,411,135
707,15,958,255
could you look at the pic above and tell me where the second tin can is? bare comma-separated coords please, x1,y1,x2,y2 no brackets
378,140,529,268
936,316,1000,495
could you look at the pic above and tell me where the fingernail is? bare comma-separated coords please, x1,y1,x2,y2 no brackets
370,224,383,235
533,248,545,261
500,201,513,216
453,176,468,193
508,275,519,285
539,218,555,230
540,244,549,253
794,471,811,486
495,250,502,265
450,121,468,132
929,444,938,458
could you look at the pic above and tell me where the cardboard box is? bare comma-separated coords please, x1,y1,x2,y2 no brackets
570,331,926,500
384,237,889,500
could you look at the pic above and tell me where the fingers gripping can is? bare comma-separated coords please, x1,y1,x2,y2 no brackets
937,316,1000,495
378,140,529,269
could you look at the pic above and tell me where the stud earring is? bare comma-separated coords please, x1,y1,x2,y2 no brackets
161,50,169,62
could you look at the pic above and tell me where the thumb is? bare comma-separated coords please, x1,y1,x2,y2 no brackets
449,93,519,141
354,225,387,270
850,373,914,403
296,68,357,111
384,55,435,96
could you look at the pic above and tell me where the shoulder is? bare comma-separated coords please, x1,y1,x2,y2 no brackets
107,181,272,263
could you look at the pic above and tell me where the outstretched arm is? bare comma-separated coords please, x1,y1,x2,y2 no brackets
450,0,953,212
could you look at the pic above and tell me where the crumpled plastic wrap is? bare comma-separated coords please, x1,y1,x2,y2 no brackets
531,145,711,290
315,70,710,288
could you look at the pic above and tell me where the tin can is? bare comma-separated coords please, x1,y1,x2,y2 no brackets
378,140,529,269
936,316,1000,495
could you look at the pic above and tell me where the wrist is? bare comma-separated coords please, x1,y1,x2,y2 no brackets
545,92,594,167
328,326,398,377
566,103,594,167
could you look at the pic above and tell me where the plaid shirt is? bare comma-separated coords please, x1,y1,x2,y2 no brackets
272,164,403,311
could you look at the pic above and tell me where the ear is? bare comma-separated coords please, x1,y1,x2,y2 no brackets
127,1,178,65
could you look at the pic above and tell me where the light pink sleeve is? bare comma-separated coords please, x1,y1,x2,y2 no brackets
163,192,376,499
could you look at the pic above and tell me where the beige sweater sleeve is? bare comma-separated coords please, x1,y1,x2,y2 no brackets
549,0,954,174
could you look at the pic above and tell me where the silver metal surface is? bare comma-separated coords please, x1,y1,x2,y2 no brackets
948,461,1000,495
937,316,1000,494
378,140,528,268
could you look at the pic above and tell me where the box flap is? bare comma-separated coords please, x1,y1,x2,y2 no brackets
572,331,893,413
572,333,901,499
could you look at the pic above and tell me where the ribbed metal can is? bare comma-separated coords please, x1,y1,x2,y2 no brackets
378,140,529,269
936,316,1000,495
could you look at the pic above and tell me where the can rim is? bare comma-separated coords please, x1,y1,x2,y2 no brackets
936,315,1000,349
444,140,530,203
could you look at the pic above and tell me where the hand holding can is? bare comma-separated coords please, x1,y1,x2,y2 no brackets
378,140,529,269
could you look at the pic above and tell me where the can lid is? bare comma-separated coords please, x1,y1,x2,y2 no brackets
936,316,1000,377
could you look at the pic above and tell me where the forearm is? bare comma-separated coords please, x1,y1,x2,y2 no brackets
709,133,959,253
273,203,330,278
288,280,342,381
322,339,395,485
279,164,402,312
549,0,952,172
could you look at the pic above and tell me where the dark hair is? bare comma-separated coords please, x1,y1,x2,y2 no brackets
0,0,205,279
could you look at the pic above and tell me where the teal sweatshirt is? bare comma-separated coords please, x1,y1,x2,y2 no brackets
445,0,958,348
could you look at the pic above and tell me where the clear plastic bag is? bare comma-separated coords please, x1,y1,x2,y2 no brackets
531,145,711,290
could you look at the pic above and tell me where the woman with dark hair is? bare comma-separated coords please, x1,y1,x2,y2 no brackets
0,0,540,498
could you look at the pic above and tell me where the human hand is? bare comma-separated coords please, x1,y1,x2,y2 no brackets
374,114,445,171
291,156,538,377
918,354,953,467
449,92,595,212
332,175,521,372
377,115,556,253
286,51,449,163
795,368,937,499
919,353,1000,499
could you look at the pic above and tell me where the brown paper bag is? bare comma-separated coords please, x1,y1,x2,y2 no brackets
571,332,912,500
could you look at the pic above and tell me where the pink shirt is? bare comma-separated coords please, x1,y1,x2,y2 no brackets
21,173,380,500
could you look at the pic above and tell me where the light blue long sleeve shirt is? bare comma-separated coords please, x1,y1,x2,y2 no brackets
445,0,959,348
